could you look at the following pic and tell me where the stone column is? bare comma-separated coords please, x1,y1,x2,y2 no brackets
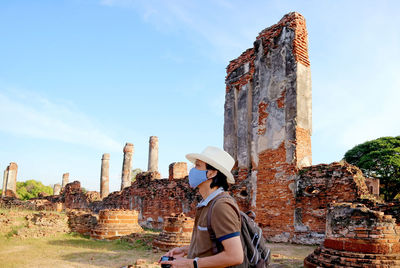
6,163,18,194
62,173,69,189
100,153,110,198
121,143,134,190
148,136,159,172
53,184,61,195
1,169,8,198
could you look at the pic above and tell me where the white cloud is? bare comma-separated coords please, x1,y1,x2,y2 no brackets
0,89,122,152
98,0,262,61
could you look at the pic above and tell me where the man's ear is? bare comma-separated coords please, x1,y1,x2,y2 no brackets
207,170,218,179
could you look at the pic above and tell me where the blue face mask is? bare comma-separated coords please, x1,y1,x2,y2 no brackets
188,168,208,188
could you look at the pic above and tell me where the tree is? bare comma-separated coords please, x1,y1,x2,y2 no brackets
131,168,143,182
344,136,400,201
16,179,53,200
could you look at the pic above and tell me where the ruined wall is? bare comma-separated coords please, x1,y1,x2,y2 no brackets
305,203,400,267
92,172,199,229
91,209,143,240
63,181,101,210
224,12,312,242
294,162,371,244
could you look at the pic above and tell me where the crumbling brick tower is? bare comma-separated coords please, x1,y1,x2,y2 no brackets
224,12,312,242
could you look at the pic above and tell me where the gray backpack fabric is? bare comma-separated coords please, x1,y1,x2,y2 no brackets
207,193,271,268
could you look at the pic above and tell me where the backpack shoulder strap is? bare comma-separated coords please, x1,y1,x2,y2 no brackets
207,192,231,254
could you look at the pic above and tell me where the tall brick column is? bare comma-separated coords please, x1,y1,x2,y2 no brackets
1,169,8,198
53,184,61,195
224,12,312,242
121,143,134,190
5,163,18,195
62,173,69,189
100,153,110,198
147,136,159,172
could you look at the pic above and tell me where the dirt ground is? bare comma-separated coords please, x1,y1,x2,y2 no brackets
0,209,316,267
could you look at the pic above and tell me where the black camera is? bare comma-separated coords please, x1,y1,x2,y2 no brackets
160,256,174,268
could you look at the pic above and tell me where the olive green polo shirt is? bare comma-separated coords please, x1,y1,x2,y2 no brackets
187,191,241,258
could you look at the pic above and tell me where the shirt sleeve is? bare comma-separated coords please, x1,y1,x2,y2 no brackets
211,198,241,242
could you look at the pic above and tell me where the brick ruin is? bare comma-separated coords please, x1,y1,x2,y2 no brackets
153,213,194,250
222,11,384,245
224,12,312,242
168,162,188,180
293,162,372,244
90,209,143,240
305,202,400,267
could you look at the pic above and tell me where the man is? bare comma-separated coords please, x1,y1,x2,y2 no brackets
160,146,243,268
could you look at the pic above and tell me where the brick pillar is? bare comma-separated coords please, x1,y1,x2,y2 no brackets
62,173,69,189
147,136,159,172
1,169,8,198
6,163,18,194
53,184,61,195
100,153,110,198
224,12,312,242
169,162,188,180
121,143,134,190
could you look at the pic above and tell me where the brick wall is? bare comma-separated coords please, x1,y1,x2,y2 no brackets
91,209,143,240
304,202,400,267
67,210,98,236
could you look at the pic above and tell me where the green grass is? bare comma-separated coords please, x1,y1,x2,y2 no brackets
0,232,160,268
5,224,26,239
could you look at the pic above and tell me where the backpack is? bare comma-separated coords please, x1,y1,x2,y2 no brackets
207,193,271,268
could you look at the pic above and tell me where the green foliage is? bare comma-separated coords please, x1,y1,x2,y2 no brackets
16,180,53,200
344,136,400,201
131,168,142,182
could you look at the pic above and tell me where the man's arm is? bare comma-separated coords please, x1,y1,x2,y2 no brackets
196,236,243,267
161,236,243,268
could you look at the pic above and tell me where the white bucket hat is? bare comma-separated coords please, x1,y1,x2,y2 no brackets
185,146,235,184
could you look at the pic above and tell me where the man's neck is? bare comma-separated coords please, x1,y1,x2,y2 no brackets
198,181,219,200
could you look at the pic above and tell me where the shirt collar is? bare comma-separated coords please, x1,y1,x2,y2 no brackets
197,187,224,208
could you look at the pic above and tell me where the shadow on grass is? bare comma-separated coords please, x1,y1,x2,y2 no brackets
59,251,137,267
47,233,136,252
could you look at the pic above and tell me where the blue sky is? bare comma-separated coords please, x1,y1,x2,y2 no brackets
1,0,399,192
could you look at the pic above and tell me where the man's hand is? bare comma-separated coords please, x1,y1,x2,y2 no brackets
165,246,188,258
160,257,193,268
